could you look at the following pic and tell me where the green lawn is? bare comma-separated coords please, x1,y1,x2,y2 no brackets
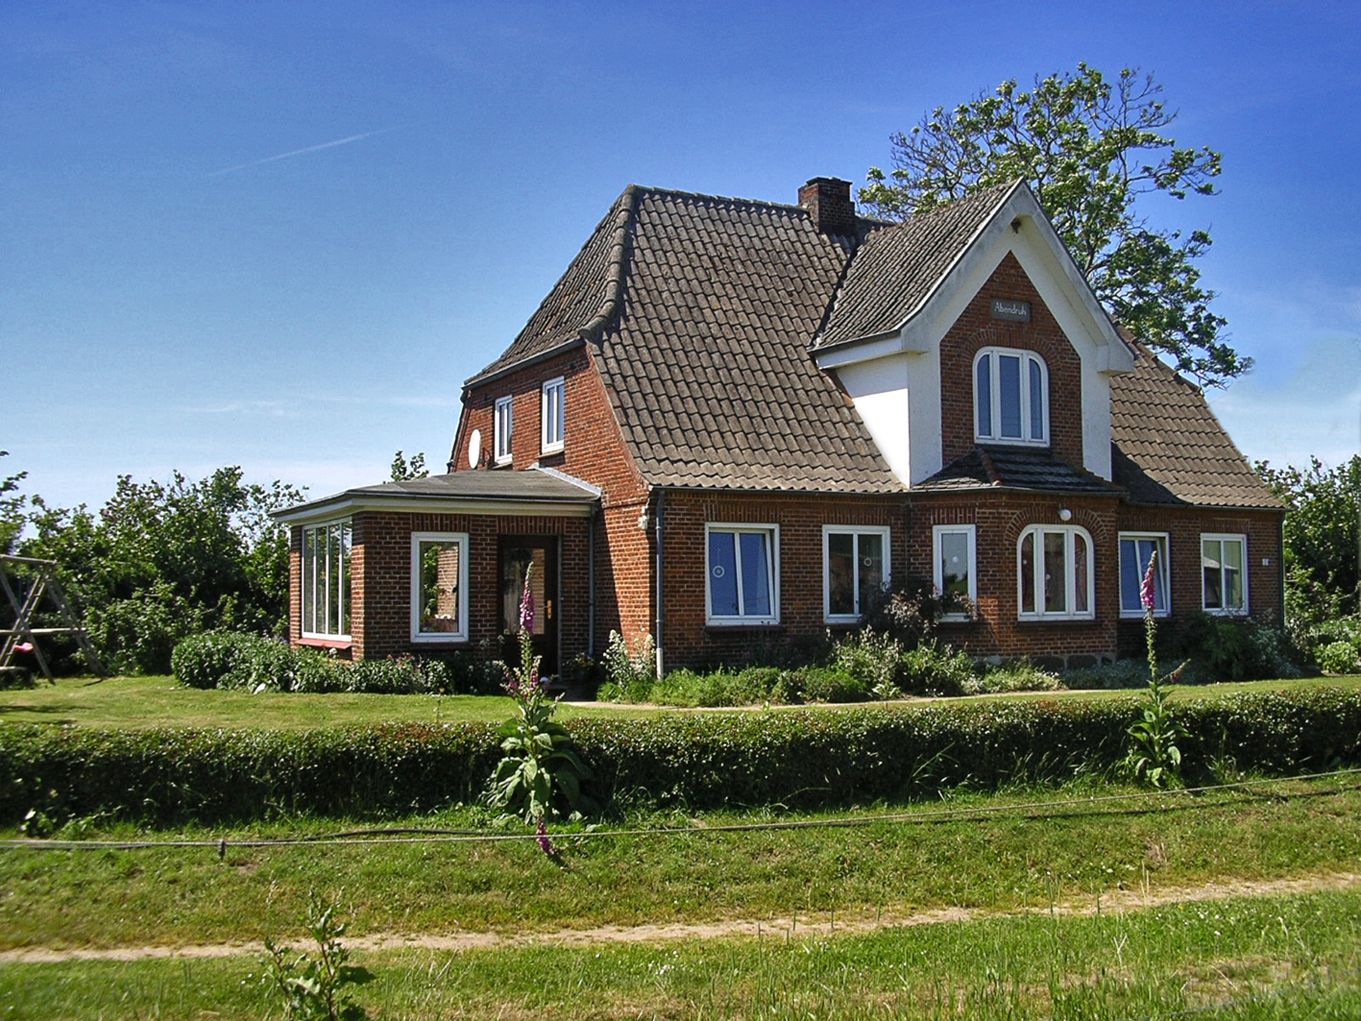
3,775,1358,951
3,886,1358,1019
1,672,1356,730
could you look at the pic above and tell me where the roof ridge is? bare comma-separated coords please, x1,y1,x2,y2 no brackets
577,183,640,342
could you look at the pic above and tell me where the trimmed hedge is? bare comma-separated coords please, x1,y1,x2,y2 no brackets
2,687,1359,825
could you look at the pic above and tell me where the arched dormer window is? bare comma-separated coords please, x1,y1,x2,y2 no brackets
974,347,1048,445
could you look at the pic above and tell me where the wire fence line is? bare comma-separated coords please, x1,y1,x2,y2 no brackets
2,768,1359,855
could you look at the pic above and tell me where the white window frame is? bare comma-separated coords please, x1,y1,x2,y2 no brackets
1201,532,1249,616
301,520,352,641
973,346,1049,446
704,523,780,626
932,524,977,621
1118,531,1170,619
493,396,513,465
1017,524,1095,621
410,531,471,643
822,525,891,624
541,376,565,454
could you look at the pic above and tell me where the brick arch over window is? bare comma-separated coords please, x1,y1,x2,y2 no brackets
939,253,1085,466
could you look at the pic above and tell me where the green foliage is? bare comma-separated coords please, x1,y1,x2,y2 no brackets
0,450,26,555
17,467,301,674
486,565,594,823
602,629,655,701
861,63,1242,387
600,663,867,707
170,632,498,695
897,641,979,696
1061,659,1150,690
1175,613,1301,682
388,451,428,482
863,578,964,649
1259,455,1360,653
261,895,368,1021
5,688,1359,825
832,628,903,697
963,662,1064,696
1319,641,1360,675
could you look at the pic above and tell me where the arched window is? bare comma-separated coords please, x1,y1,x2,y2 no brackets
974,347,1048,445
1017,524,1094,620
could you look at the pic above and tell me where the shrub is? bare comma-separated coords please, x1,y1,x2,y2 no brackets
170,633,498,695
4,688,1359,824
963,662,1064,696
898,641,978,696
789,666,868,703
831,629,903,695
1062,658,1150,690
1319,641,1360,675
1175,613,1303,682
602,630,655,702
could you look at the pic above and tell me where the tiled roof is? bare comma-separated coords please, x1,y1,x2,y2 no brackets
1110,342,1281,509
914,446,1122,495
817,182,1019,349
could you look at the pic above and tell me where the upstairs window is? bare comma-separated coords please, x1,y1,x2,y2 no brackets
1202,534,1248,615
541,377,565,454
1018,524,1093,621
706,524,779,625
823,525,889,623
494,396,513,464
975,347,1047,445
301,521,351,640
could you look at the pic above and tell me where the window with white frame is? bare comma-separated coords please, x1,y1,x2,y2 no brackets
705,524,779,625
494,396,513,464
541,376,565,453
974,347,1048,445
823,525,890,623
1017,524,1094,620
933,524,976,619
301,520,351,639
1202,533,1248,615
410,532,470,642
1119,532,1169,617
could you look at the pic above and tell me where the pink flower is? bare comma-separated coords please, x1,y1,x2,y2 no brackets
14,642,33,654
519,567,535,635
535,816,554,857
1140,549,1158,612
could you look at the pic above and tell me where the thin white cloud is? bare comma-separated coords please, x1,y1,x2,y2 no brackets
207,126,403,177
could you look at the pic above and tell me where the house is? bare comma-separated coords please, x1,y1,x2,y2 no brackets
273,177,1282,678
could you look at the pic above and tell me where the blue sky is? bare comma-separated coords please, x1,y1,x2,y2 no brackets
4,0,1359,510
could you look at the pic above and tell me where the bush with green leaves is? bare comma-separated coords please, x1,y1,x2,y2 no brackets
261,895,369,1021
602,629,655,702
831,628,904,696
170,632,493,695
963,662,1064,696
1319,641,1360,675
897,641,978,696
4,687,1359,824
599,663,867,707
1061,658,1150,690
1174,613,1302,682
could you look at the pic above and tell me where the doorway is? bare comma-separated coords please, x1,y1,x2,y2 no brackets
498,536,559,679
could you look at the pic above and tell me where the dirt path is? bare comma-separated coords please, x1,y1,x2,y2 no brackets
4,871,1356,965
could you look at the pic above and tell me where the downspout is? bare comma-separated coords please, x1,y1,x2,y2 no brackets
653,488,665,679
587,502,598,660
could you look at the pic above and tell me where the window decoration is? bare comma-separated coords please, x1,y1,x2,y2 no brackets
1017,524,1093,620
494,396,513,464
823,525,890,622
705,524,779,625
1119,533,1169,617
301,520,351,639
541,377,565,453
411,532,470,642
974,347,1048,445
932,524,976,619
1202,534,1248,615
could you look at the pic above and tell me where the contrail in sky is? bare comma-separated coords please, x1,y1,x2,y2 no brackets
208,126,403,177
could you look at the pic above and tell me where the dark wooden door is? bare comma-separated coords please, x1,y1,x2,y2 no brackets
498,536,559,679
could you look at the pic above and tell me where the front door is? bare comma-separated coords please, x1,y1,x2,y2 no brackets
499,536,559,680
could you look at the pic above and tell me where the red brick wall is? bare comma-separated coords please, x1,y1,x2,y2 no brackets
939,253,1085,468
910,491,1122,665
658,491,910,670
1113,505,1284,656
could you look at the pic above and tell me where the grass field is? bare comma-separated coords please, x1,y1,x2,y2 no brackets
1,673,1356,730
3,774,1359,951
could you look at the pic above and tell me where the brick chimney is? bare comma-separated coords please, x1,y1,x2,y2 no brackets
798,176,856,235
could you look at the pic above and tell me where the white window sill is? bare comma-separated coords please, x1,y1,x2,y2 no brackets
411,633,471,644
494,456,512,467
938,613,975,623
1203,607,1249,617
976,436,1048,447
1017,613,1096,623
300,633,352,644
705,618,780,628
541,443,564,456
1120,610,1171,620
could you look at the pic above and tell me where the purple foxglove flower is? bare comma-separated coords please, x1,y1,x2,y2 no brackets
519,566,535,635
1140,550,1158,612
535,816,554,856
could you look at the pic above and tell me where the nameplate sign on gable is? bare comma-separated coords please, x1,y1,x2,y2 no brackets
991,299,1031,323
